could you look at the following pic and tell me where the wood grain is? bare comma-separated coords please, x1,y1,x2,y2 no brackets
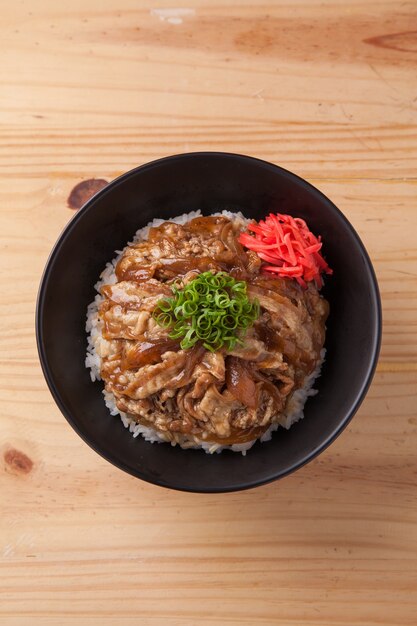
1,1,416,624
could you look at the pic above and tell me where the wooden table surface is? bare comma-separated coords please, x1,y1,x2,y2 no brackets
1,1,416,624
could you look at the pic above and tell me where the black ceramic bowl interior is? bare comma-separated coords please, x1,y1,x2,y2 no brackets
36,153,381,492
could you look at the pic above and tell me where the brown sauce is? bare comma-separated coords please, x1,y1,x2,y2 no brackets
115,261,156,283
156,257,225,277
121,339,181,370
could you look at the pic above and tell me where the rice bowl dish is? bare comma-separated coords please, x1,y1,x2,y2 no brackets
85,210,331,455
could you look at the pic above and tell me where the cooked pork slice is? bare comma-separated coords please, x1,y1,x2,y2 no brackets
113,394,154,418
228,331,268,361
124,351,188,399
197,385,242,438
101,306,151,340
200,351,225,381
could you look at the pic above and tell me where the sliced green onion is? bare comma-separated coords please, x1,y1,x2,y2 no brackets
152,270,259,352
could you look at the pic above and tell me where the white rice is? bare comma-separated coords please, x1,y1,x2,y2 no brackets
85,210,325,455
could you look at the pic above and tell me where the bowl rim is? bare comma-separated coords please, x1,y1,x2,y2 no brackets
36,151,382,492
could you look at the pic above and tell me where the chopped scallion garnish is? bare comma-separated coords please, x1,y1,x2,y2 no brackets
153,271,259,352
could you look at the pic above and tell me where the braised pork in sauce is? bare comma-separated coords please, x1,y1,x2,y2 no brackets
99,216,329,445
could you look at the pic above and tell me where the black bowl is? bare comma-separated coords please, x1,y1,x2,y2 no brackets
36,153,381,493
